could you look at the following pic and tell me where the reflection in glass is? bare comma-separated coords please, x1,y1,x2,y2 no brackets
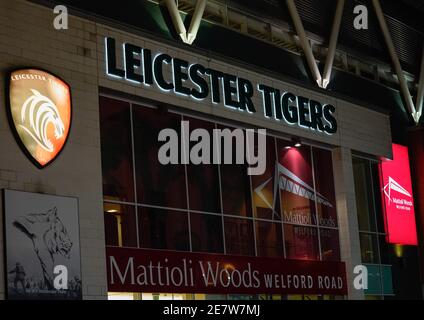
359,233,380,264
139,207,190,251
186,117,221,213
190,213,224,253
277,140,316,226
379,236,390,264
133,105,187,209
371,162,386,233
251,136,280,220
100,96,345,263
104,203,137,247
353,158,376,232
224,217,255,256
99,96,134,202
255,221,283,257
284,224,319,260
313,148,338,228
218,125,252,217
319,228,341,261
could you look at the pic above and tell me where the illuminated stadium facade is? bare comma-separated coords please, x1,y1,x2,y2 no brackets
0,0,423,300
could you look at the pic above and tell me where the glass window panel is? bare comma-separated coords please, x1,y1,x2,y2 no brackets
218,125,252,217
379,236,390,265
224,217,255,256
359,233,380,264
186,117,221,213
255,221,283,257
251,136,281,221
353,158,377,232
139,207,189,251
190,213,224,253
104,203,137,247
99,96,134,202
133,105,187,209
371,162,386,233
319,228,341,261
277,140,316,226
313,148,338,228
283,224,320,260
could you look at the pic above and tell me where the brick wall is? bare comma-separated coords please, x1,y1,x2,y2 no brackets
0,0,105,299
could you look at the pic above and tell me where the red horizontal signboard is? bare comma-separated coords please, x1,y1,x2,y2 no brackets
106,247,347,295
379,144,417,245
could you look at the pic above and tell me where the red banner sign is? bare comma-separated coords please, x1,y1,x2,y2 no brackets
379,144,417,245
106,247,347,295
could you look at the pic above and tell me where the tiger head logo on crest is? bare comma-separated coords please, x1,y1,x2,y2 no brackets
19,89,66,153
8,69,72,168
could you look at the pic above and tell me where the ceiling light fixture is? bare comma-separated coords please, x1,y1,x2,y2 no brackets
292,137,302,148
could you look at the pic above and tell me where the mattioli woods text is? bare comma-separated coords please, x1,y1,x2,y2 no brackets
107,247,347,295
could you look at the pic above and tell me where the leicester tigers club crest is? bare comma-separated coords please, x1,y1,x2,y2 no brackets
7,69,72,168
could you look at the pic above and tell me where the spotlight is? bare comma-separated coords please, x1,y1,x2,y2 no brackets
292,137,302,148
283,137,302,150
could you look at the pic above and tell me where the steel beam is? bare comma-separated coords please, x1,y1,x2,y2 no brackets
415,46,424,121
322,0,345,89
165,0,188,43
286,0,322,86
372,0,419,124
187,0,207,45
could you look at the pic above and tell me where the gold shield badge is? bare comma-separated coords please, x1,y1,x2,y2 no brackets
7,69,72,168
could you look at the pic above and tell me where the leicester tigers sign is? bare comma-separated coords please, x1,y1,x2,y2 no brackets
7,69,72,168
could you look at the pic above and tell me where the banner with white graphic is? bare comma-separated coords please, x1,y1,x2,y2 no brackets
379,144,417,245
253,145,336,228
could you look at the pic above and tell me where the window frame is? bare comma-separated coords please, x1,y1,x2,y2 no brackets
99,94,341,262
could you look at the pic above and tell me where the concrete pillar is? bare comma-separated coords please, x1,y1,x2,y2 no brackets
332,147,365,300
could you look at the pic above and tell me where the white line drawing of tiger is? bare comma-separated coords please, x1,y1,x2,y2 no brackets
13,207,73,290
19,89,65,153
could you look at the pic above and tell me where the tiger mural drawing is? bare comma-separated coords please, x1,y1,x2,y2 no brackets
13,207,73,290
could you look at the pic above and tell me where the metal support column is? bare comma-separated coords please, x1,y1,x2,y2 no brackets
187,0,207,45
286,0,322,86
372,0,419,124
415,46,424,122
165,0,188,42
322,0,345,89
